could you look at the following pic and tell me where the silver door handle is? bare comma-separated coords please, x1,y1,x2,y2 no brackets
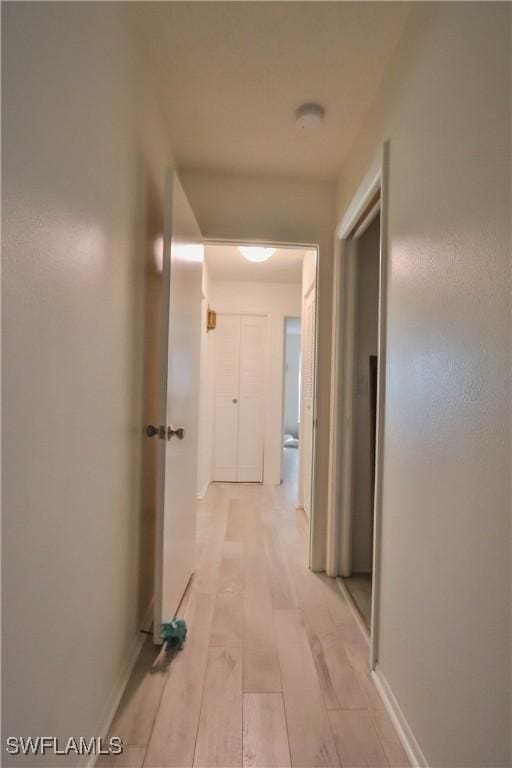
167,426,185,440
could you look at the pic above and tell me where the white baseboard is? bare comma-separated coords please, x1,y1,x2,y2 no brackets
196,480,210,500
371,665,428,768
85,600,154,768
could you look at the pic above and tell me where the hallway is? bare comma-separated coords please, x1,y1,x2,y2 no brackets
102,481,409,768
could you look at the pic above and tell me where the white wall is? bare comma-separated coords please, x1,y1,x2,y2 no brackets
284,320,301,438
208,280,302,485
351,216,380,573
181,171,335,569
336,4,511,766
2,3,175,763
196,261,215,498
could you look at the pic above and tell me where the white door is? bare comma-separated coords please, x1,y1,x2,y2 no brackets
213,315,241,481
213,314,266,483
153,170,203,643
237,315,266,482
301,287,316,518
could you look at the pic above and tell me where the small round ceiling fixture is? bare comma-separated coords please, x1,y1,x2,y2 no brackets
295,102,325,130
239,246,276,263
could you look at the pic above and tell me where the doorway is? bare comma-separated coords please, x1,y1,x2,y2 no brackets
196,241,318,548
341,213,380,629
282,316,301,500
327,147,389,664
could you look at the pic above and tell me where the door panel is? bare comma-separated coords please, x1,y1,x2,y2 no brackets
213,315,240,481
153,171,203,643
237,315,266,482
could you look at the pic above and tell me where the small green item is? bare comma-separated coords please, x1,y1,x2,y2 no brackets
160,618,187,651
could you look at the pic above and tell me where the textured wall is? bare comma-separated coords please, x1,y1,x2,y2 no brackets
2,3,174,762
336,4,511,765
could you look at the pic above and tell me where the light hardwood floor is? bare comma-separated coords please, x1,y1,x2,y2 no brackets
99,476,409,768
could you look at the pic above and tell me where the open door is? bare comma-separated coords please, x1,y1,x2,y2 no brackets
151,170,203,643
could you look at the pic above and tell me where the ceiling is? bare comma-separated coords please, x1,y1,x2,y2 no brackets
137,2,411,181
205,244,308,283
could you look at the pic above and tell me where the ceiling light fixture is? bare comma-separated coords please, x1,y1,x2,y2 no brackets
239,246,276,263
295,102,325,130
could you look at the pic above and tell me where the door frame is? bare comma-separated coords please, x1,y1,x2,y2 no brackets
326,143,389,668
203,238,320,571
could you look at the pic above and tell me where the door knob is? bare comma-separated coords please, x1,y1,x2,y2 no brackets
167,426,185,440
145,424,165,439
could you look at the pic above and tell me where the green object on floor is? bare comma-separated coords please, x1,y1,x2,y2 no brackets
160,618,187,651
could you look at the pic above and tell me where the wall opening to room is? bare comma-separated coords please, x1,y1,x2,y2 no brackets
282,316,301,500
341,212,381,630
196,241,317,522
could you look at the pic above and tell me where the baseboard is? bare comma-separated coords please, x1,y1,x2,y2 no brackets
371,665,429,768
84,599,154,768
196,480,210,500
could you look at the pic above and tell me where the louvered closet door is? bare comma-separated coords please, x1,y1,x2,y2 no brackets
213,315,241,481
237,315,266,482
302,289,316,517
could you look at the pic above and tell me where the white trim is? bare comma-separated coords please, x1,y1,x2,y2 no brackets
203,237,318,251
371,665,429,768
352,200,381,241
86,599,153,768
196,480,210,500
336,157,382,239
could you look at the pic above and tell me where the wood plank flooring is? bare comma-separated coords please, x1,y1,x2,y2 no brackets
100,475,409,768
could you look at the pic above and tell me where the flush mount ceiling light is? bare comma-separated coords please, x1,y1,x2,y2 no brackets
239,246,276,263
295,102,325,130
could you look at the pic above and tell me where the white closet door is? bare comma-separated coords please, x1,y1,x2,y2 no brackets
213,315,240,481
302,289,316,517
237,315,266,482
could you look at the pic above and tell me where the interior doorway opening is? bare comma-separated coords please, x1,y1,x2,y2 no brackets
282,316,301,502
341,212,381,630
327,145,388,664
196,240,318,561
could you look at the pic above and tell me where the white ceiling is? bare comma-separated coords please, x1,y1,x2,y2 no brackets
137,2,411,181
205,244,308,283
